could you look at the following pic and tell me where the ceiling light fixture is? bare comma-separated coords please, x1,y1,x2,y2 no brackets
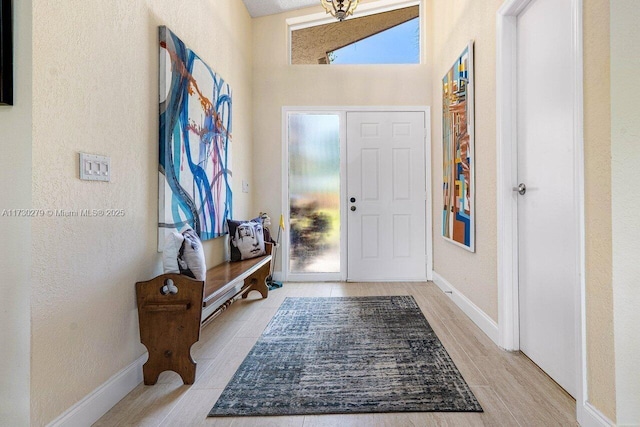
320,0,360,21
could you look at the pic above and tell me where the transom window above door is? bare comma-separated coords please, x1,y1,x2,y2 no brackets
289,2,421,65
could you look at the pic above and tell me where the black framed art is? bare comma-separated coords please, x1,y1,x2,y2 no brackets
0,0,13,105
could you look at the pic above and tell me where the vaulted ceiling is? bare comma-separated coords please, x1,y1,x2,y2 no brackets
241,0,319,18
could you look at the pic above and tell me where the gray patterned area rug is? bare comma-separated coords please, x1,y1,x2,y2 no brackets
209,296,483,417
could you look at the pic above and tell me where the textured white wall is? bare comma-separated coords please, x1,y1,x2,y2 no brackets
30,1,253,425
429,0,503,322
251,1,431,272
611,1,640,424
0,1,32,425
583,0,616,419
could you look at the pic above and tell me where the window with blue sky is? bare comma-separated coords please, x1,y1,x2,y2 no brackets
329,17,419,64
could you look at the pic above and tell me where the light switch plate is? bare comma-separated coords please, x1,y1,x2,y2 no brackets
242,180,249,193
80,153,110,182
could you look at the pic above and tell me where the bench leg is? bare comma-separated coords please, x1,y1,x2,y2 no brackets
136,275,204,386
142,353,196,385
242,263,269,299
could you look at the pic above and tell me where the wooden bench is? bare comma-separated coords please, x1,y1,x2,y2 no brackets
135,244,272,385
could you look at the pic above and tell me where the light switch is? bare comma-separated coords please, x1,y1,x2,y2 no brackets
80,153,111,182
242,180,249,193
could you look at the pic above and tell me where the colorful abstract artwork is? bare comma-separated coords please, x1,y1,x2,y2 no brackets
442,41,474,252
158,26,232,248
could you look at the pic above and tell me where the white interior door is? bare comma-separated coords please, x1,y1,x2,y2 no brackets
516,0,577,397
346,111,426,281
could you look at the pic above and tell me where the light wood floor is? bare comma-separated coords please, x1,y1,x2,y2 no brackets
94,282,577,426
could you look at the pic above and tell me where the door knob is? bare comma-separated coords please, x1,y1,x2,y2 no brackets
350,197,356,203
513,183,526,195
350,206,356,211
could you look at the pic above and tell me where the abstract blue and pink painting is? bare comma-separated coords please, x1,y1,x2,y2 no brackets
158,26,232,248
442,41,474,252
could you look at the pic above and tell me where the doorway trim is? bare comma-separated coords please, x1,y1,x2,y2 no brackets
281,106,433,283
496,0,590,423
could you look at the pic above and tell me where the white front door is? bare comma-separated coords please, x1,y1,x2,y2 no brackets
346,111,426,281
516,0,577,397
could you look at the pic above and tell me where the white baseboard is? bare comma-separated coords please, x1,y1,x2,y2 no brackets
47,354,146,427
431,272,500,345
578,401,615,427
